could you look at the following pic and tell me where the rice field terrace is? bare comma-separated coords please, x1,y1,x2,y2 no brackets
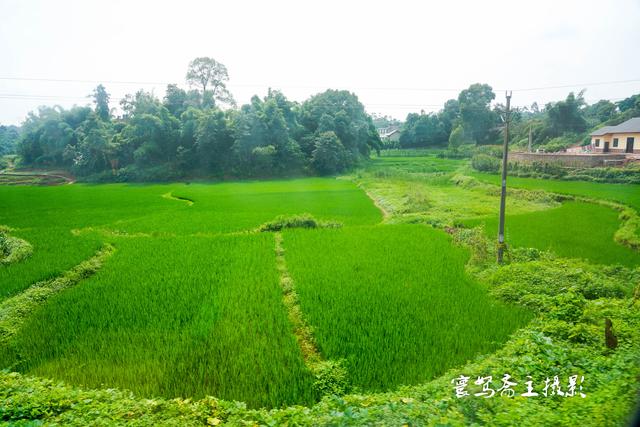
0,176,530,408
1,155,639,423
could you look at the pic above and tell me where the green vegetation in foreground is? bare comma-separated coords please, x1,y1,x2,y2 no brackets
465,201,640,267
2,232,638,426
1,156,639,424
284,224,533,391
0,235,316,408
471,171,640,211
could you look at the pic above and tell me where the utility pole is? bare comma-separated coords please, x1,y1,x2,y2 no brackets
497,91,512,264
528,124,532,153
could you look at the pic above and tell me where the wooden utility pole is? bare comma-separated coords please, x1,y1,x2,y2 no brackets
528,125,532,152
497,91,512,264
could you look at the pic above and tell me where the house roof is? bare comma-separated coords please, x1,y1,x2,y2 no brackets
590,117,640,136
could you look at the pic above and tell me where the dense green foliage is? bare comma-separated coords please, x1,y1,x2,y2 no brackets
397,85,500,149
393,87,640,155
284,225,532,391
509,90,640,151
14,59,381,181
0,125,20,155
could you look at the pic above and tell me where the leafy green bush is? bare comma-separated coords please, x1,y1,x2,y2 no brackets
471,153,501,172
0,228,32,265
544,133,583,153
311,359,350,397
258,214,342,232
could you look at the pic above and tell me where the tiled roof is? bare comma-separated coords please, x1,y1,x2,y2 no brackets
590,117,640,136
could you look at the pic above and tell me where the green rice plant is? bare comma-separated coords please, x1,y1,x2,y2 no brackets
471,172,640,211
0,228,102,301
283,224,532,391
0,235,316,408
465,201,640,267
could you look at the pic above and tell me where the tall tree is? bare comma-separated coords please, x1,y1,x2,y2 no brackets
92,84,110,121
545,91,587,136
457,83,498,145
185,57,235,108
163,84,188,118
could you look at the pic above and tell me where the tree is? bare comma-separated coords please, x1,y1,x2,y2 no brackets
195,108,233,172
92,84,110,121
185,57,235,107
617,94,640,112
71,114,115,175
15,85,382,180
0,125,20,155
163,84,188,118
545,91,587,137
311,131,347,175
438,99,460,136
399,112,448,148
448,124,471,151
583,100,617,126
300,89,379,164
457,83,498,145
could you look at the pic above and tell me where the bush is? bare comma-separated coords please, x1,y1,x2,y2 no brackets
311,132,348,175
471,153,501,173
258,214,342,232
543,133,583,153
0,228,33,265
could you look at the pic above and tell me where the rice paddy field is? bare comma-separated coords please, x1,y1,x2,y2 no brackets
465,201,640,267
471,171,640,211
283,225,532,391
1,156,639,416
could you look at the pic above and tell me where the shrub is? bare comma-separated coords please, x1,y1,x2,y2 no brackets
311,359,350,396
258,214,342,232
471,153,501,173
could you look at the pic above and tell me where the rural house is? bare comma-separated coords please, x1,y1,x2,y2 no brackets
378,126,401,143
590,117,640,154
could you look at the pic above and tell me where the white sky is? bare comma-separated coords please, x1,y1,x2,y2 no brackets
1,0,639,125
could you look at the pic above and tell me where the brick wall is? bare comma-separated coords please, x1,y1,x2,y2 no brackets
509,152,627,167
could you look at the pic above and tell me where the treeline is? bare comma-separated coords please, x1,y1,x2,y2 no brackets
509,91,640,152
0,125,19,157
393,84,640,153
395,83,501,149
14,58,381,181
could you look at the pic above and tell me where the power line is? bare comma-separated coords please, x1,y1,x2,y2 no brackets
1,76,639,93
510,79,640,92
0,93,443,110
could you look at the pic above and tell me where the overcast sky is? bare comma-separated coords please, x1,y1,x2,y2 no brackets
1,0,639,125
